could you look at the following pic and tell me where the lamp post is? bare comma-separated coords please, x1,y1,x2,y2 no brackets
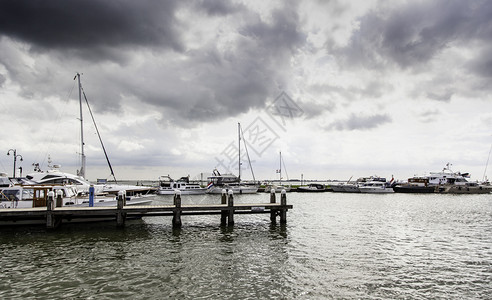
7,149,23,178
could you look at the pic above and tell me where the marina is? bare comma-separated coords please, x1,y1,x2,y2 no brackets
1,2,492,299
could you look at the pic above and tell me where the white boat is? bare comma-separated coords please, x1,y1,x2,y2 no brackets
331,182,360,193
207,123,259,194
26,162,156,198
296,183,327,192
158,175,207,195
263,152,292,193
206,170,258,194
264,184,292,193
358,181,394,193
0,185,153,209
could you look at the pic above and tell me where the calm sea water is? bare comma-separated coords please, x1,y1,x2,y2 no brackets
0,192,490,299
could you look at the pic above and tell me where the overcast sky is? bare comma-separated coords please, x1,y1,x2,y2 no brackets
1,0,491,182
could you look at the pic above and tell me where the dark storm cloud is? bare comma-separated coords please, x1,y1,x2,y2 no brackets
192,0,244,16
337,0,492,72
0,0,307,127
326,113,392,131
0,0,183,59
113,2,307,126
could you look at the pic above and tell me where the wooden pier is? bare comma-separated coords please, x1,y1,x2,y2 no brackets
0,190,292,228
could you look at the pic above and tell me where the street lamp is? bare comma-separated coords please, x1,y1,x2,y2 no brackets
7,149,23,178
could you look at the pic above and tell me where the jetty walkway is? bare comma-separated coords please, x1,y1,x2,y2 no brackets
0,190,293,228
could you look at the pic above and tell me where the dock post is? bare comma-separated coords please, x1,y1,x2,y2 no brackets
46,191,55,228
117,190,127,227
173,190,182,228
280,189,287,223
89,185,95,207
270,188,277,224
55,190,63,207
227,190,234,225
220,189,227,225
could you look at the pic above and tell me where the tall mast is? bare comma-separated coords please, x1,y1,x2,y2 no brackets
238,122,241,182
76,73,86,179
279,151,282,185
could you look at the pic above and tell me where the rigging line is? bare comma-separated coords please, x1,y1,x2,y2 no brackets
239,125,256,182
282,154,289,180
483,140,492,182
81,88,117,183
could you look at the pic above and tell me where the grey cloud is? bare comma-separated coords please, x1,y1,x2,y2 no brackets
418,109,440,123
193,0,244,16
426,91,453,102
326,113,392,131
119,2,306,126
337,0,492,71
0,0,184,61
466,45,492,79
0,1,307,128
309,80,393,105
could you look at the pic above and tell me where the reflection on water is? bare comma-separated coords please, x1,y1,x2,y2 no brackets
0,193,491,299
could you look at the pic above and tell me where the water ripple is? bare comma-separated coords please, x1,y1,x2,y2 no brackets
0,193,491,299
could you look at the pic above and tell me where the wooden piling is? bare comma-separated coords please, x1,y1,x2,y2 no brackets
220,189,227,225
227,190,234,225
116,190,126,227
270,188,277,223
172,190,182,228
56,190,63,207
46,191,55,228
280,189,287,223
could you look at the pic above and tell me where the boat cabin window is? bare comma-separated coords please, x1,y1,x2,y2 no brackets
1,189,21,201
0,189,34,201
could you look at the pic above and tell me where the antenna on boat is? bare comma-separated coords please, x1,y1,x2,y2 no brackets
75,72,86,179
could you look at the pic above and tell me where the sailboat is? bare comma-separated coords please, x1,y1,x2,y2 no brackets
206,123,258,194
266,151,292,193
26,73,155,203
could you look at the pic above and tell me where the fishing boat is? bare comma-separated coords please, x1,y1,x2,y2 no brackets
157,175,207,195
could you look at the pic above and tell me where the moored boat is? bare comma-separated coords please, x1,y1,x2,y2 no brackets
296,183,327,192
158,175,207,195
394,163,491,194
358,181,394,193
